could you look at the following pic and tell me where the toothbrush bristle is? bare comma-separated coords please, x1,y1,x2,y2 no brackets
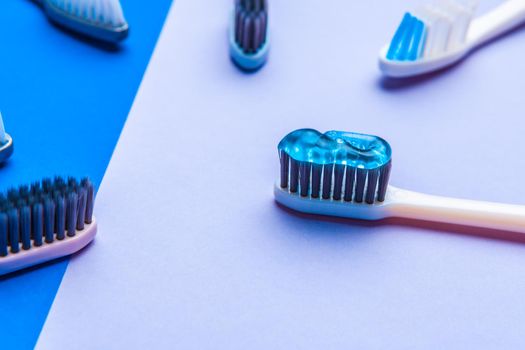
235,0,268,54
387,0,478,61
0,177,95,257
279,152,392,204
278,130,392,205
47,0,127,28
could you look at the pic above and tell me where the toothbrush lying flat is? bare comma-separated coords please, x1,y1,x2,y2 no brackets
274,129,525,234
0,112,14,164
0,176,97,276
379,0,525,78
35,0,129,43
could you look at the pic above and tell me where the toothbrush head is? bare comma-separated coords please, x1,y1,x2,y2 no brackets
0,176,97,276
230,0,269,71
277,129,392,203
41,0,129,44
0,112,13,164
379,0,479,77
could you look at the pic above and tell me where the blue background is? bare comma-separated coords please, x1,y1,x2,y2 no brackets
0,0,172,348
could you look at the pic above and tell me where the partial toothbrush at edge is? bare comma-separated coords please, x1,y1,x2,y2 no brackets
0,112,14,164
0,176,97,276
274,129,525,236
379,0,525,78
230,0,269,71
36,0,129,44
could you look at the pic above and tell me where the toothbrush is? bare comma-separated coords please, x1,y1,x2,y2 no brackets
0,176,97,276
35,0,129,43
378,0,525,78
0,112,14,164
274,129,525,234
230,0,269,71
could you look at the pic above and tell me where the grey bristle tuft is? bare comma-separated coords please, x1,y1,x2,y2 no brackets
0,176,96,257
235,0,268,54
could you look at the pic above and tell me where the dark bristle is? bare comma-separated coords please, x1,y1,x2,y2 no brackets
0,176,96,257
19,186,29,198
84,181,95,224
299,162,311,197
332,165,344,201
279,151,289,189
322,164,333,200
55,194,66,240
77,189,87,231
289,159,299,193
235,0,268,54
377,162,392,202
44,199,55,244
365,169,379,204
42,178,53,193
21,206,31,250
33,203,44,247
7,189,19,202
344,167,356,202
311,164,322,199
8,209,19,254
66,192,78,237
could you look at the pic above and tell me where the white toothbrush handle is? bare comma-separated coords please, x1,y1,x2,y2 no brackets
469,0,525,46
387,187,525,234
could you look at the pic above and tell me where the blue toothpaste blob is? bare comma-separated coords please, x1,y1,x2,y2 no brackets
278,129,391,169
278,129,392,204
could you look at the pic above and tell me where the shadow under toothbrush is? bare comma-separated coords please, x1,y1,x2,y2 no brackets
46,21,124,53
378,21,525,91
275,201,525,245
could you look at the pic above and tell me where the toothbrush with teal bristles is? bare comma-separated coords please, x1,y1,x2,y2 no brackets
274,129,525,235
34,0,129,43
379,0,525,77
0,112,14,164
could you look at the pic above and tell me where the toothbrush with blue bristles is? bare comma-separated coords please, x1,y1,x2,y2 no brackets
274,129,525,235
379,0,525,77
34,0,129,43
0,112,14,164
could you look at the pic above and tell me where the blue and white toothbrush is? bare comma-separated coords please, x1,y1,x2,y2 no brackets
379,0,525,77
275,129,525,234
0,112,13,164
35,0,129,43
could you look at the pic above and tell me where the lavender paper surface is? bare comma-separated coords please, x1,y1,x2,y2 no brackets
38,0,525,348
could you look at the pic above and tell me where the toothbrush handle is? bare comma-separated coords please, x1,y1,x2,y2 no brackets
469,0,525,46
388,187,525,234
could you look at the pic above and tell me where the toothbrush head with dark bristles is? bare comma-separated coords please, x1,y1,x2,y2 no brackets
235,0,267,54
0,176,97,275
277,129,392,205
276,129,525,235
230,0,269,70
